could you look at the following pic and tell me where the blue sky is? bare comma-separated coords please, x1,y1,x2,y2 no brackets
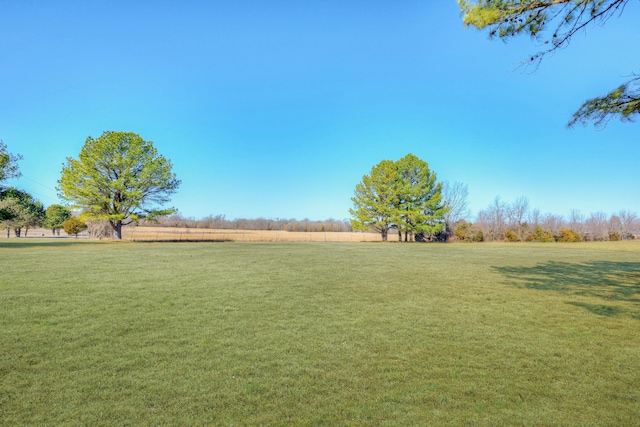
1,1,638,221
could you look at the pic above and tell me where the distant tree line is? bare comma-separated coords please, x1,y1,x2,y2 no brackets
450,196,640,243
139,214,353,233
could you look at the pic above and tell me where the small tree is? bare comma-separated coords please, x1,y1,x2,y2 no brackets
63,217,88,238
43,204,72,236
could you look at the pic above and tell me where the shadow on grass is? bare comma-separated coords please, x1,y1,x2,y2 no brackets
493,261,640,318
0,238,98,248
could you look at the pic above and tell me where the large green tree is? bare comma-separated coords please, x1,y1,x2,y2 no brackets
350,154,448,242
349,159,400,241
395,154,448,241
459,0,638,127
0,140,22,184
58,131,181,239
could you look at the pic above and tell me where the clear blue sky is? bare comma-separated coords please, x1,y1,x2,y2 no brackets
2,1,638,221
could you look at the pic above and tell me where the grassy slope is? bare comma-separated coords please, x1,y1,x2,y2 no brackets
1,240,639,426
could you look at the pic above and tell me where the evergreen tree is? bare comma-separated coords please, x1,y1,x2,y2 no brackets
350,154,448,242
395,154,448,241
459,0,638,127
349,160,400,241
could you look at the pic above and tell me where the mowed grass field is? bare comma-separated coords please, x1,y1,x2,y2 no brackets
1,240,639,426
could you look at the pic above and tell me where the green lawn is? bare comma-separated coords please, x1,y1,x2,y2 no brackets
1,240,639,426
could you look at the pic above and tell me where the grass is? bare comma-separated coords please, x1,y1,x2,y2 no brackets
1,240,639,425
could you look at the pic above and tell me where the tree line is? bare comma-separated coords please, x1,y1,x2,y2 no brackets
452,196,640,243
2,138,639,243
142,214,353,233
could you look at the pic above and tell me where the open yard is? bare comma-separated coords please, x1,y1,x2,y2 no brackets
1,240,639,425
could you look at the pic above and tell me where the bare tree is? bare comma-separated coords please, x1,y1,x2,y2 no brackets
584,212,609,241
609,215,623,240
567,209,585,236
507,196,530,240
617,210,639,239
527,208,542,230
86,219,113,239
476,196,508,241
442,181,470,228
540,213,565,237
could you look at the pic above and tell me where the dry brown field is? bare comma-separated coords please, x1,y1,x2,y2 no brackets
6,227,388,242
122,226,385,242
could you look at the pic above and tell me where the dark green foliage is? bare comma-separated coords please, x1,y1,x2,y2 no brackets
0,188,45,236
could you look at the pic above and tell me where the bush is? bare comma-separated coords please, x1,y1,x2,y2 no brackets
86,219,113,239
505,230,520,242
557,229,583,243
453,220,482,242
63,217,87,238
608,232,621,241
534,227,554,243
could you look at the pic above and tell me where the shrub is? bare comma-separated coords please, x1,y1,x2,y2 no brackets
557,228,583,243
453,220,482,242
608,232,621,241
86,219,113,239
63,217,87,238
505,230,520,242
534,227,554,242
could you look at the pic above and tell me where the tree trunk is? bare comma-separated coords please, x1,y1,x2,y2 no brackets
381,229,388,242
109,220,123,239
